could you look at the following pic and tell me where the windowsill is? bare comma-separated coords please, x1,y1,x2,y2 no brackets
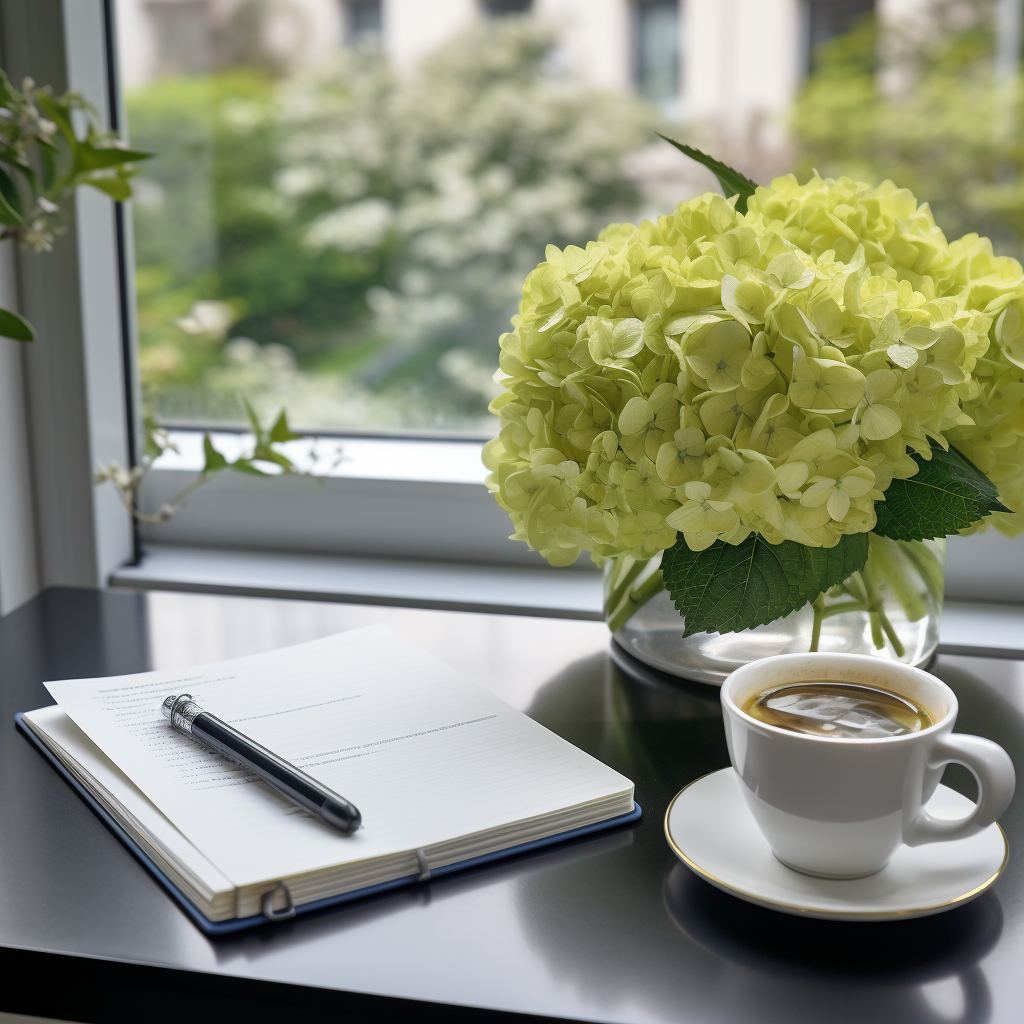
111,544,602,620
111,544,1024,659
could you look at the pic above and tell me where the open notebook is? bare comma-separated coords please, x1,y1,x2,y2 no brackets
16,625,637,933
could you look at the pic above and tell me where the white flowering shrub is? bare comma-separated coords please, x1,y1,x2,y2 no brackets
267,19,657,424
130,20,658,431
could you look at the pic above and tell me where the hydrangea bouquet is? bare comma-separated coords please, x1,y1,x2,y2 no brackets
484,141,1023,670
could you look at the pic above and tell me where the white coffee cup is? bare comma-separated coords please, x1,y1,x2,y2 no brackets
720,653,1016,879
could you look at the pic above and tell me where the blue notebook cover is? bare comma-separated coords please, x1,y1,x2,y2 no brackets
15,711,641,936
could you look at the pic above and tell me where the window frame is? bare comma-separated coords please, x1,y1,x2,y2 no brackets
631,0,683,107
800,0,876,77
13,0,1024,608
0,0,137,594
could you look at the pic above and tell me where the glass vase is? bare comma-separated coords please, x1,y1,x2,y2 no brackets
604,536,944,686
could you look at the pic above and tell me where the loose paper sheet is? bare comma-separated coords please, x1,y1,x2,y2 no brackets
44,625,632,887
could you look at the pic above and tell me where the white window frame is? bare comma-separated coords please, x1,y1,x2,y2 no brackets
0,0,136,598
3,0,1021,613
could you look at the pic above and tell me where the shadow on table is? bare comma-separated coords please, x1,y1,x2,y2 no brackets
664,863,1002,1024
209,811,636,964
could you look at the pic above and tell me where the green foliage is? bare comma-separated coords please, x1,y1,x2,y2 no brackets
661,533,870,636
0,307,34,341
127,20,658,427
791,4,1024,259
0,68,152,339
873,442,1009,541
657,134,759,213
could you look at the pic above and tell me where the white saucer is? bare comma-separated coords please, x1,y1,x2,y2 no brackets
664,768,1008,921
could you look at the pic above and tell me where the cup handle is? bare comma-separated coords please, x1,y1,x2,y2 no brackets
904,734,1015,847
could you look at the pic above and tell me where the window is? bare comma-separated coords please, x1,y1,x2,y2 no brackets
481,0,533,16
146,0,213,76
345,0,382,43
118,0,665,438
633,0,681,106
4,0,1022,607
803,0,875,74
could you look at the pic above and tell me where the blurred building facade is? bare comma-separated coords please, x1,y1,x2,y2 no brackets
117,0,942,180
116,0,1000,434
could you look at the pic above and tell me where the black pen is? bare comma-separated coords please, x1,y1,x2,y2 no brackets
161,694,362,834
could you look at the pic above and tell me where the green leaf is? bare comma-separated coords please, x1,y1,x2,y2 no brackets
11,161,39,196
0,144,29,169
241,396,264,441
72,144,153,175
86,176,132,202
201,434,229,475
35,93,76,144
662,532,870,636
657,134,760,214
142,413,173,459
38,145,56,192
872,442,1010,541
0,307,35,341
0,187,24,227
230,459,270,476
269,409,301,444
0,166,25,220
0,69,16,107
252,447,298,472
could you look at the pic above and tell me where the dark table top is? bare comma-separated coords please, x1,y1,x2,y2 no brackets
1,586,1022,1024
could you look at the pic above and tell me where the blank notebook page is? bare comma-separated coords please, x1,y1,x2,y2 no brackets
45,625,633,887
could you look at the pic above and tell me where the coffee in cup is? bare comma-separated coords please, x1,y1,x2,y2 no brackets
742,681,932,739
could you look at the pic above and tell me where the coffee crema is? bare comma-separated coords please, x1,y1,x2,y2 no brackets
741,681,932,739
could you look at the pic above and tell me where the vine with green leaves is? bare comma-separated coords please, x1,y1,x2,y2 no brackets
0,71,152,338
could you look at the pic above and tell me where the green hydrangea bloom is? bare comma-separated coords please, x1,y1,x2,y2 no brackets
484,173,1024,566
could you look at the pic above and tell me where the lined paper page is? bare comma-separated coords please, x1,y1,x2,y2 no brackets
44,626,632,887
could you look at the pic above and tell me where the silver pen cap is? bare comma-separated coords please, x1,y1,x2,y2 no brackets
161,694,203,734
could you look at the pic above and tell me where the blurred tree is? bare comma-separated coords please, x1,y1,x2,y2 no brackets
128,70,376,393
791,0,1024,260
127,18,657,430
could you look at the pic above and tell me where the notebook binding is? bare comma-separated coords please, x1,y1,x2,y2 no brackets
261,881,296,922
416,848,431,882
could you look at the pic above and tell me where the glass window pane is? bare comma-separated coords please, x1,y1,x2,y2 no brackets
119,0,664,435
481,0,533,16
347,0,382,42
804,0,875,73
633,1,680,105
117,0,1024,443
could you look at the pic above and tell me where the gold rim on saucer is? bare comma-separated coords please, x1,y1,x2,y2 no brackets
663,769,1009,919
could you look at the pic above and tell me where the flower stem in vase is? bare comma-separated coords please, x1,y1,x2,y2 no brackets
605,555,666,633
809,593,826,652
858,561,906,658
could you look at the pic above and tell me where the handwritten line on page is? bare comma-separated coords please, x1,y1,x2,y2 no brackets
44,625,633,888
